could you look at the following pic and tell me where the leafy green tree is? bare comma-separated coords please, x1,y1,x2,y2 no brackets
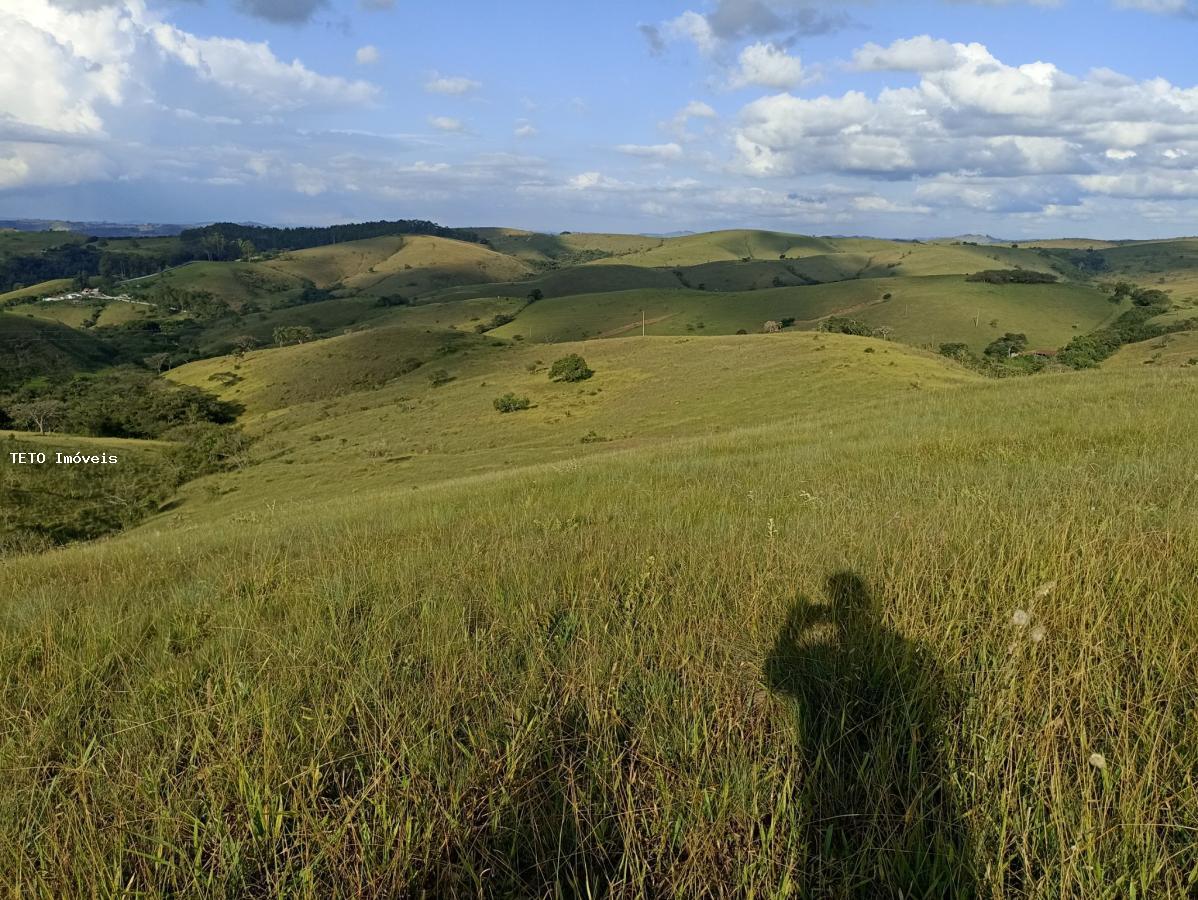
548,354,593,383
984,333,1029,358
273,325,315,346
7,399,65,434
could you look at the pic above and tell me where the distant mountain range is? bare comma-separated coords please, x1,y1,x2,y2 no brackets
0,219,190,238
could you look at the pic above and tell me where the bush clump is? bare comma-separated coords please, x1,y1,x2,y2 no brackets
548,354,593,383
965,270,1058,285
493,393,531,413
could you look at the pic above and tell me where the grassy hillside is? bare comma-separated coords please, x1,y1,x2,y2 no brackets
5,299,147,328
166,333,973,504
486,276,1114,351
260,235,534,298
428,265,684,304
0,278,74,302
1093,238,1198,299
0,230,85,259
586,229,839,267
137,260,306,309
1,340,1196,894
472,229,665,265
1105,329,1198,369
0,312,114,389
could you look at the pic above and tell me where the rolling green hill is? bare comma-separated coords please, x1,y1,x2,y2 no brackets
472,228,666,265
585,229,839,267
5,298,147,329
262,234,534,298
0,278,74,302
486,276,1114,351
8,223,1198,896
0,312,114,389
3,327,1197,894
1105,329,1198,369
134,260,306,309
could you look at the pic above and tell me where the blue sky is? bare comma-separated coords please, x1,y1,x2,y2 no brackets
3,0,1198,237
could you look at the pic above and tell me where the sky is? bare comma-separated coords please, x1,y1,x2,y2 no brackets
3,0,1198,238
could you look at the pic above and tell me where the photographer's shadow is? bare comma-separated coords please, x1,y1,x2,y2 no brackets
765,573,975,897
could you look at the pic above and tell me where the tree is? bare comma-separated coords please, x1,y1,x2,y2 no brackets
938,342,973,361
231,335,258,359
272,325,315,346
527,288,544,303
763,320,783,333
7,399,66,434
237,239,256,260
548,354,593,383
984,332,1028,358
144,353,172,374
199,232,228,262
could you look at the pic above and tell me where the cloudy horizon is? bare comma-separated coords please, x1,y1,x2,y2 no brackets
4,0,1198,237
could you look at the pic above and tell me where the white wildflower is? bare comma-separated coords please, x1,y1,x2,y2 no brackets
1030,625,1047,643
1088,753,1107,771
1012,609,1031,627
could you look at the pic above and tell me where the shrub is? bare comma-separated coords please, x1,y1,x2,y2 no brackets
427,369,452,387
549,354,593,383
819,317,876,337
965,270,1057,285
163,423,252,477
763,321,782,334
493,393,531,413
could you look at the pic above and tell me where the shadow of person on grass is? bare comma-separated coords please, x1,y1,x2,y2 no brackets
765,572,975,898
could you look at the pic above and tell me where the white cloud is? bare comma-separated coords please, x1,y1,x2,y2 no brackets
851,35,962,72
150,25,378,110
424,72,482,95
663,10,719,54
731,35,1198,217
429,115,464,132
663,100,718,141
514,123,537,138
355,44,380,65
729,42,808,90
616,142,684,160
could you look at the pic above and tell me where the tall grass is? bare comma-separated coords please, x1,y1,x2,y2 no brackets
2,370,1197,896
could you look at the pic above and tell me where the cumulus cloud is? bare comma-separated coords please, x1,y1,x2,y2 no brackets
150,24,379,109
729,42,808,89
355,44,380,65
429,116,465,132
732,35,1198,212
424,72,482,95
0,0,379,193
655,1,856,54
851,35,962,72
514,123,537,138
